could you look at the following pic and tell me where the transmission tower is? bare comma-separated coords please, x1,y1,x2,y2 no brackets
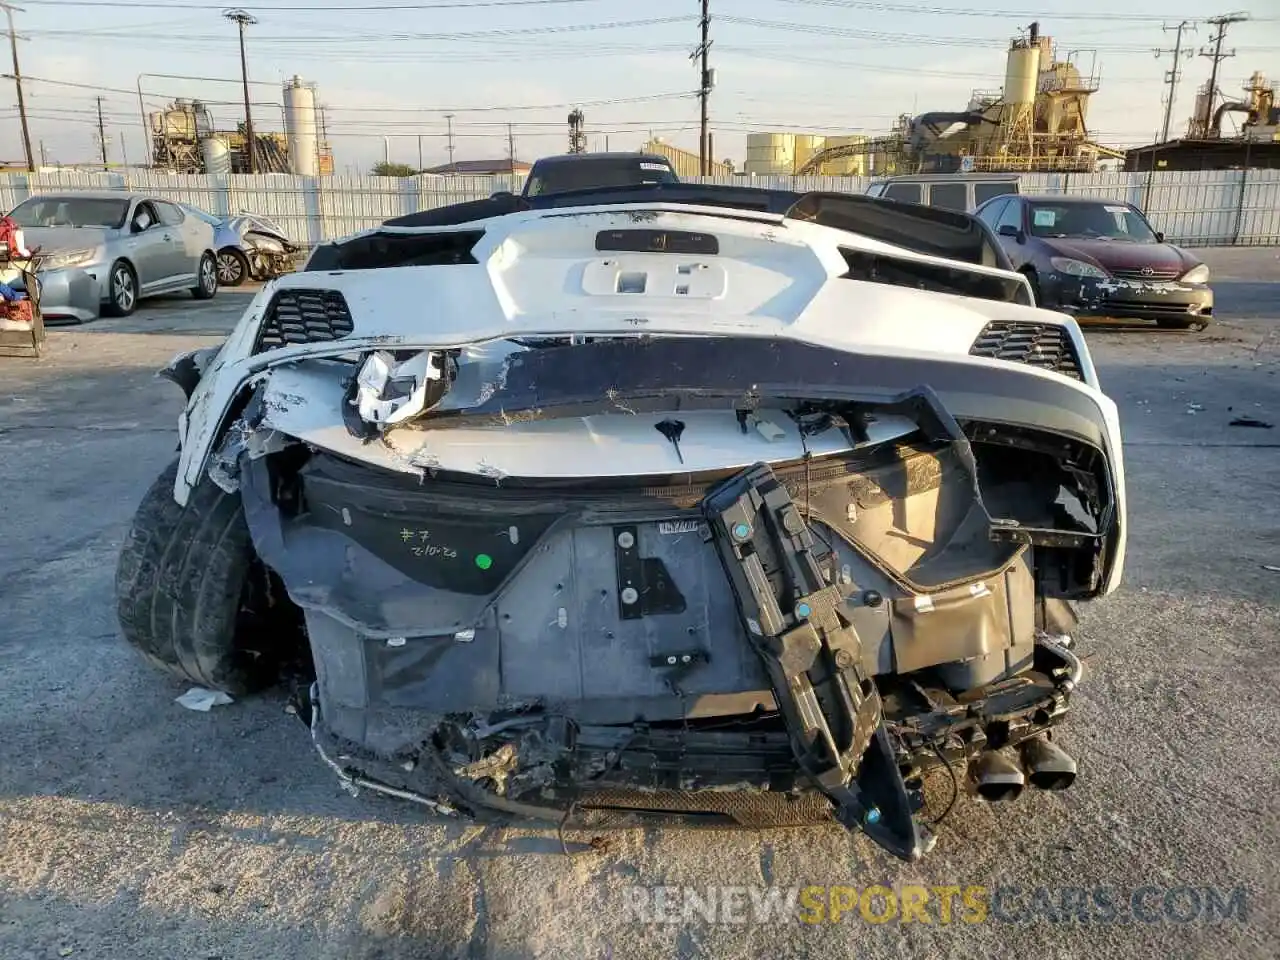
568,108,585,154
1198,13,1248,138
1153,21,1194,144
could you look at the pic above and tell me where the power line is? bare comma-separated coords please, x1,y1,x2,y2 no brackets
1,1,32,171
1198,12,1248,137
776,0,1278,23
693,0,711,175
95,94,107,168
22,0,602,9
224,8,258,174
1154,20,1194,144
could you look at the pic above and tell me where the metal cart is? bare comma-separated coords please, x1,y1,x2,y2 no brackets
0,252,45,358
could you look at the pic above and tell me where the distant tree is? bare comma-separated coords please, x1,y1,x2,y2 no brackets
372,161,418,177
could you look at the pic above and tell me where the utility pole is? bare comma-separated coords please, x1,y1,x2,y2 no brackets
224,9,258,173
1198,13,1248,138
2,2,33,172
96,96,109,168
445,113,455,169
37,137,44,166
691,0,712,175
417,134,422,172
507,122,515,174
1154,20,1193,144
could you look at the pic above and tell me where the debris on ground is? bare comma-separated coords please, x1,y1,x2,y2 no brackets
1228,416,1273,429
175,687,235,711
1185,402,1204,414
1262,565,1280,574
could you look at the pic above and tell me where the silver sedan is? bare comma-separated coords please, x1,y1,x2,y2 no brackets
2,191,219,321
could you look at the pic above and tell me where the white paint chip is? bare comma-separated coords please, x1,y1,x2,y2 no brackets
341,507,353,526
913,595,935,613
508,525,519,544
557,607,569,629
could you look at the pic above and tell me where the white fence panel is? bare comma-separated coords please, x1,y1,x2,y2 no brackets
0,170,1276,247
1236,168,1280,246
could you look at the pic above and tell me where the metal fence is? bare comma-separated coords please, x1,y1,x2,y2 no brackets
1,168,1277,248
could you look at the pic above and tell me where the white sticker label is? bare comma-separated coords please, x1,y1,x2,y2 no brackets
1103,205,1129,214
914,595,935,613
640,162,668,171
1033,209,1057,227
659,519,701,535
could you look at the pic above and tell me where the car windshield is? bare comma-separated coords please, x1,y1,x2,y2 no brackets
526,158,677,197
1027,201,1157,242
8,196,129,229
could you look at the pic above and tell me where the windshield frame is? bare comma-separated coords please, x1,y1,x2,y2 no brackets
1027,199,1158,243
180,203,224,227
7,195,131,230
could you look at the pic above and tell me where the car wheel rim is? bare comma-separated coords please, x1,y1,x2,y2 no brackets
202,257,217,293
217,253,242,284
114,270,134,310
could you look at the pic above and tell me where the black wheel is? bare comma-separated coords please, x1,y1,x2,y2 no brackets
102,260,137,317
115,459,301,695
216,248,249,287
192,252,218,300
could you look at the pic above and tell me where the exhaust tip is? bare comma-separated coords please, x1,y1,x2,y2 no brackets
1020,737,1078,791
969,751,1025,803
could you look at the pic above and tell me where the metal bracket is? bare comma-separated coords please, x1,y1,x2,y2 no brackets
700,461,931,861
613,524,688,620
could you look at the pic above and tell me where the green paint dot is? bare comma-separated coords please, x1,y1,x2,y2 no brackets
475,553,493,570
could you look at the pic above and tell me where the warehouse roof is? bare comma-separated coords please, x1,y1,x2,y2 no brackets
424,159,532,175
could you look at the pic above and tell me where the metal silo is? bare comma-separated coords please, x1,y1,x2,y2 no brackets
1003,36,1042,108
744,133,794,175
791,134,826,173
283,75,319,176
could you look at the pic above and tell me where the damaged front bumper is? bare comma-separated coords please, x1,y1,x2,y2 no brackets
1041,273,1213,323
219,359,1113,860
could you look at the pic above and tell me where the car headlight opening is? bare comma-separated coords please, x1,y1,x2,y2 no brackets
1180,263,1210,284
1050,257,1109,279
41,248,97,271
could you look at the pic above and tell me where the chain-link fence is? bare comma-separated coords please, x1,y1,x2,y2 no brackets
1,168,1276,248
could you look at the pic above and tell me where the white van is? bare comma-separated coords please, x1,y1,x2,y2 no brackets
865,174,1020,213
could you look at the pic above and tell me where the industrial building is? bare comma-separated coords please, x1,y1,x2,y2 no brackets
641,138,732,177
147,76,333,175
796,22,1122,175
1125,71,1280,172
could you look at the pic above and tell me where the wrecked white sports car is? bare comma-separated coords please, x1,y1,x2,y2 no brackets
116,185,1125,860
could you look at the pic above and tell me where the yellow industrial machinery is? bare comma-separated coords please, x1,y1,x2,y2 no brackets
797,22,1121,176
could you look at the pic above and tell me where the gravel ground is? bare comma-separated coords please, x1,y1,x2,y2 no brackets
1,255,1277,959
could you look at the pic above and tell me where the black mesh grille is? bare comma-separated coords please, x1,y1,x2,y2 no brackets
255,289,354,353
969,320,1083,380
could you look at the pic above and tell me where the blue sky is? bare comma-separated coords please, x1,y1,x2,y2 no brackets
3,0,1278,171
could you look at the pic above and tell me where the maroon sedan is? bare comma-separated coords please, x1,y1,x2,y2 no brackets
975,194,1212,329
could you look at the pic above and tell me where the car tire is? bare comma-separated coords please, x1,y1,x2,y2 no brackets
192,252,218,300
115,459,294,695
1157,316,1210,331
102,260,137,317
217,248,249,287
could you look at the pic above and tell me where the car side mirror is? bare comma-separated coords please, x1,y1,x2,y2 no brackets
1154,231,1165,242
997,224,1024,243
